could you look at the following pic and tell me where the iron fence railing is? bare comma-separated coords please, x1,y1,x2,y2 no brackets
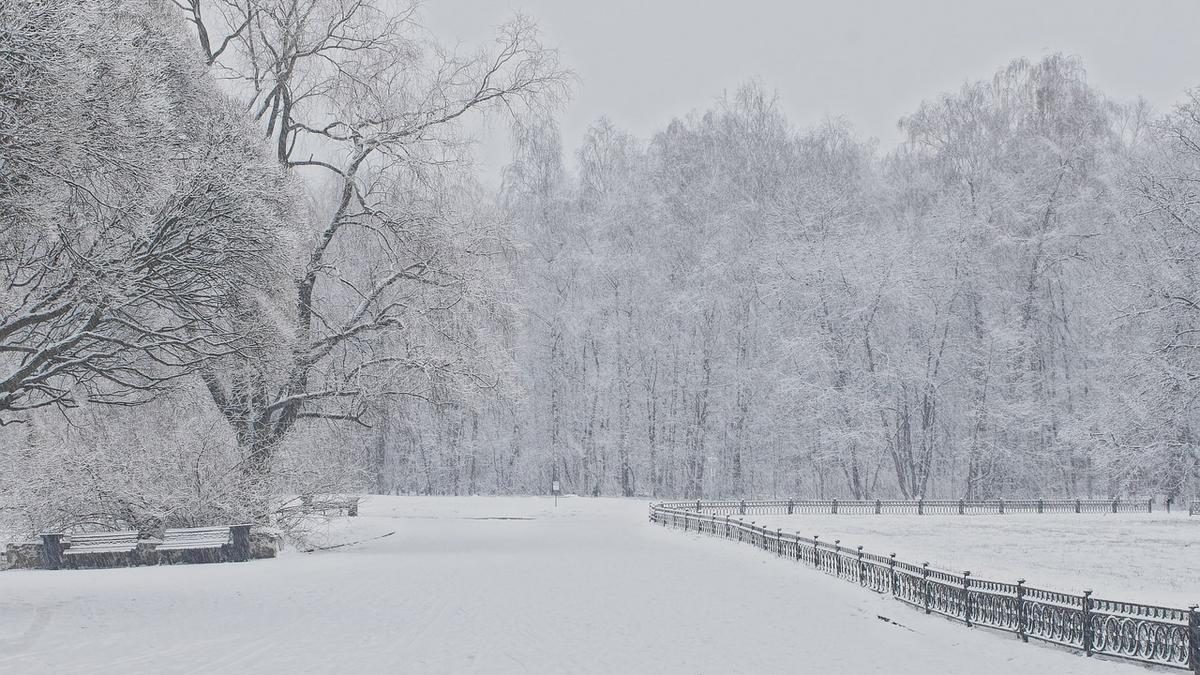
649,502,1200,673
662,497,1162,516
1191,500,1199,516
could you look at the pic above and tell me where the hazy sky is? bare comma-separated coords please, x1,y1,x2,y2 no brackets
426,0,1200,180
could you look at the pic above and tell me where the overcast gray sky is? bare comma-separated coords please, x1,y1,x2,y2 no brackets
426,0,1200,180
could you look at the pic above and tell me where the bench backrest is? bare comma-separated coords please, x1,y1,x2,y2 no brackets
162,526,231,547
69,531,139,549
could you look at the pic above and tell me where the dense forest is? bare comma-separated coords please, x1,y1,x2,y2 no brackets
3,0,1200,533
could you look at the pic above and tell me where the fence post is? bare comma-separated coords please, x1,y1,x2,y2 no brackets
1075,498,1081,514
918,498,924,515
888,553,897,597
834,540,842,577
1016,579,1028,642
958,498,964,515
787,499,794,515
739,499,746,515
1111,498,1118,514
695,499,702,513
999,498,1005,514
1082,590,1093,656
1148,497,1153,513
832,498,838,515
875,499,882,515
1037,499,1043,514
795,532,803,561
857,546,865,586
777,529,783,556
1187,605,1198,674
962,571,972,627
922,562,931,614
813,535,820,568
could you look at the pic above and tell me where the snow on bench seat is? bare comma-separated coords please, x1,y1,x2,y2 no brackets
63,531,139,556
157,526,232,552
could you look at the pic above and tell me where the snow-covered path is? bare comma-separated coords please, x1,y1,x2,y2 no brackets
0,497,1143,674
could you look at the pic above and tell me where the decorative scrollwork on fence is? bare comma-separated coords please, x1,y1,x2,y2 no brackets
1023,599,1084,647
969,591,1018,631
860,560,891,594
927,579,962,618
1090,614,1190,665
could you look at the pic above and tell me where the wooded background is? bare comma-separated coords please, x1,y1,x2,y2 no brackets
2,0,1199,534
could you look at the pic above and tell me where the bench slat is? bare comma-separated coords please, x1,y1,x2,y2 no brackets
157,543,223,548
65,531,139,554
71,532,138,541
64,546,137,555
159,526,232,552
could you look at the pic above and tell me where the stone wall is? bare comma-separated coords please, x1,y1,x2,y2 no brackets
5,541,43,570
249,529,283,559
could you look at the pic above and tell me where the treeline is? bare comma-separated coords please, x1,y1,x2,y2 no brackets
3,2,1199,533
468,57,1199,500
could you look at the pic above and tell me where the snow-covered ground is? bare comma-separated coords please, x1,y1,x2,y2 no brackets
0,497,1149,674
749,511,1200,607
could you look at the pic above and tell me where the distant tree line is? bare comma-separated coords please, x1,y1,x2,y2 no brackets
485,57,1200,501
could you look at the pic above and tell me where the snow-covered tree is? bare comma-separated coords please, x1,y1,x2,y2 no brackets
0,0,290,423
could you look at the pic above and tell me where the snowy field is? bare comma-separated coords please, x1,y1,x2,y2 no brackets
0,497,1151,674
749,512,1200,607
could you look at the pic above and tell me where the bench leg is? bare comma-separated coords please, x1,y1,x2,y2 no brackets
39,533,64,570
230,525,252,562
135,541,158,566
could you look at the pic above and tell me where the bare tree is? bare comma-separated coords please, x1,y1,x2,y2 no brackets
180,0,570,473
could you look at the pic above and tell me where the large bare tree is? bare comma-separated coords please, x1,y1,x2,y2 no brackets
180,0,569,472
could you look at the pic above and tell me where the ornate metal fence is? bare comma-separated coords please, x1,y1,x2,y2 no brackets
1191,500,1199,516
649,502,1200,673
665,498,1156,516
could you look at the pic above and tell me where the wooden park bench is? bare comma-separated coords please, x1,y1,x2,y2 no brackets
40,524,252,569
60,531,140,569
156,525,252,564
297,494,359,517
338,496,359,517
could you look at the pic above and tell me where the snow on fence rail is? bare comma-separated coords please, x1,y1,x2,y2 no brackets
649,502,1200,672
658,497,1161,516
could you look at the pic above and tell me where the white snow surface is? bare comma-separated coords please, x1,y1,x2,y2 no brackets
0,497,1148,674
749,512,1200,607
